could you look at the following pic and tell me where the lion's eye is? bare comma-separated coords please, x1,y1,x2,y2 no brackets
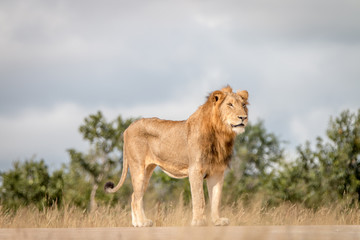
227,103,233,107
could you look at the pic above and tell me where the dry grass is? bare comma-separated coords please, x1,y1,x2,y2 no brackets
1,200,360,228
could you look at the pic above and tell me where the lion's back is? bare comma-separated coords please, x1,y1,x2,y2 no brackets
125,117,186,138
124,117,189,170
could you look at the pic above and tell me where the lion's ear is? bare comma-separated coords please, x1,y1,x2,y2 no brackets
221,85,233,93
237,90,249,101
211,90,225,104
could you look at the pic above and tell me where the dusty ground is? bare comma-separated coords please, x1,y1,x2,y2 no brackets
1,226,360,240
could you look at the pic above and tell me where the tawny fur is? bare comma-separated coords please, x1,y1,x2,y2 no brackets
105,85,249,227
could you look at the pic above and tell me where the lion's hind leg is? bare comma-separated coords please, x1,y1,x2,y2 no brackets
130,164,156,227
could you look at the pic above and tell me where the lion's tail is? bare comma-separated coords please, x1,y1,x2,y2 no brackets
104,146,128,194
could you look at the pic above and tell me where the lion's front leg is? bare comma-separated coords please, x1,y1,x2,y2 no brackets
189,167,207,226
206,172,229,226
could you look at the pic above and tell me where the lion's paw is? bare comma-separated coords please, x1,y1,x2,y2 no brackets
134,219,153,227
191,218,207,227
213,217,230,226
143,219,154,227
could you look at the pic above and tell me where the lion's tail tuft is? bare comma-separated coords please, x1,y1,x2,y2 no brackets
104,181,115,193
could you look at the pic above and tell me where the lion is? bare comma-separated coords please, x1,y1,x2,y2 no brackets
105,86,249,227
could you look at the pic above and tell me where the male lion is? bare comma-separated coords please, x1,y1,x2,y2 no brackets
105,86,249,227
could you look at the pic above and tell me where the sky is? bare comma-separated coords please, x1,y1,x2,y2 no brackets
0,0,360,171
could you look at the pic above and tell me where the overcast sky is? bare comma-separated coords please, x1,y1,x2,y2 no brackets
1,0,359,171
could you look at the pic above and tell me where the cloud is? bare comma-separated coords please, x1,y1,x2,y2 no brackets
1,0,359,113
0,0,360,170
289,108,330,145
0,103,89,170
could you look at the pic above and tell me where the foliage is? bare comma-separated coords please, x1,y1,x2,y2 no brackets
67,111,135,211
223,120,285,204
0,158,64,210
325,109,360,200
61,160,92,209
270,109,360,208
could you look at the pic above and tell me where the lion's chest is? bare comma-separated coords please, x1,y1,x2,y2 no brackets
199,131,235,167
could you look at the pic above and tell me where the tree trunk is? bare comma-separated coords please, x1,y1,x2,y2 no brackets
89,183,98,212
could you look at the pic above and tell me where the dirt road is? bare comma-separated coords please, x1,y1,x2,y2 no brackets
1,225,360,240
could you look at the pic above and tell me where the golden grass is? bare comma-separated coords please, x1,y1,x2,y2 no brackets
1,200,360,228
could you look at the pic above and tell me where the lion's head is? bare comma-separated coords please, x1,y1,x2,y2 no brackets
209,86,249,135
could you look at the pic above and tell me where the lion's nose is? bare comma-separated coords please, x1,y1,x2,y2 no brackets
238,116,247,121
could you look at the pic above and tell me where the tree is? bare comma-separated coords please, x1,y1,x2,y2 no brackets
222,120,285,204
270,109,360,208
0,157,64,210
61,159,92,209
325,109,360,200
67,111,134,211
269,140,325,207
